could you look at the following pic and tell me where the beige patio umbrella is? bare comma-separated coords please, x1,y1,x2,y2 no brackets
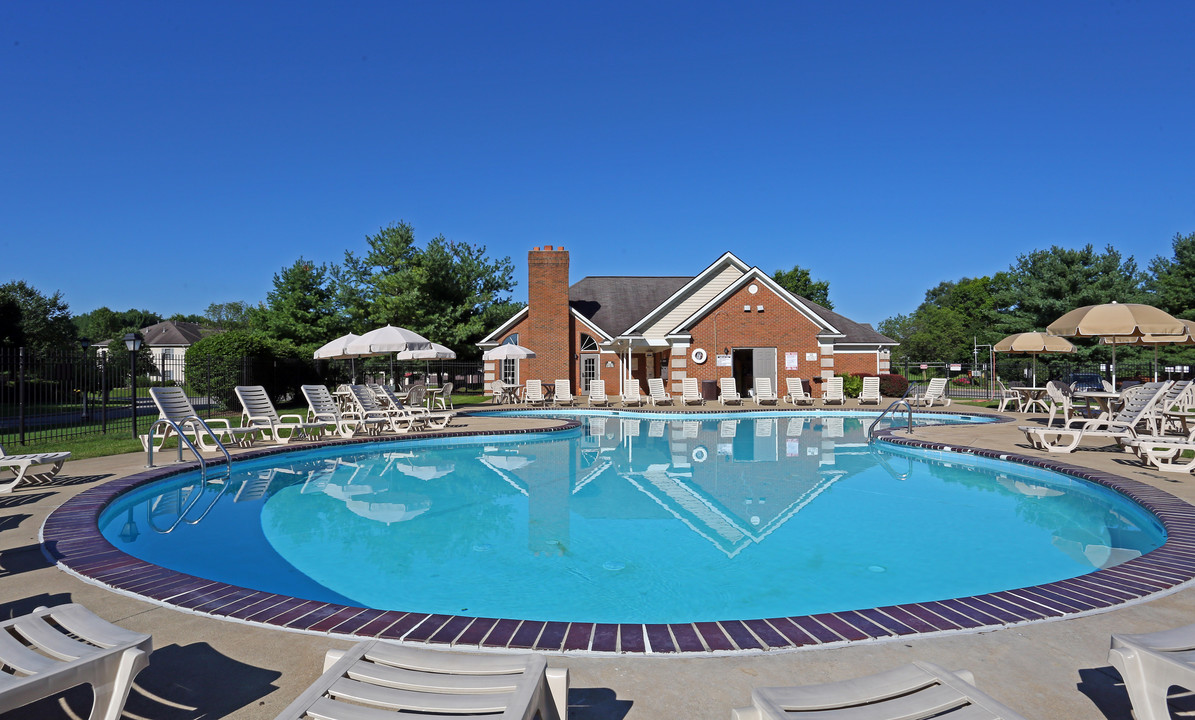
1101,319,1195,381
993,332,1076,386
1048,302,1187,385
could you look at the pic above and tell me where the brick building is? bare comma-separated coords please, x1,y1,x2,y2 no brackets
479,247,897,399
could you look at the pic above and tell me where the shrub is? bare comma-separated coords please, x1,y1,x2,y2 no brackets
185,331,298,409
879,373,908,397
839,373,863,398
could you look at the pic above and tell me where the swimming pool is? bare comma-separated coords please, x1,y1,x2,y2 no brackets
92,412,1164,628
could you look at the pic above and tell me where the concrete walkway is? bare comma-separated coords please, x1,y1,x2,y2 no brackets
3,405,1193,719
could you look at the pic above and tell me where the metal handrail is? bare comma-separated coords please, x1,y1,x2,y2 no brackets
145,415,233,481
867,384,917,441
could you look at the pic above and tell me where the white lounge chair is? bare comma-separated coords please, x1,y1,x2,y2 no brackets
0,443,70,493
302,385,372,438
235,385,325,444
681,377,705,405
909,377,951,407
858,376,881,405
375,384,454,430
731,661,1028,720
1109,622,1195,720
621,382,646,406
276,640,568,720
553,379,576,406
588,379,610,406
345,384,411,434
1044,380,1076,428
0,603,153,720
720,377,742,405
821,377,845,405
524,379,547,407
754,378,779,405
648,377,674,405
1022,381,1170,454
143,386,259,453
783,378,814,406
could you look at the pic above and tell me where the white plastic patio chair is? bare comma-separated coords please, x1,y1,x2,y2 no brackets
909,377,951,407
754,377,779,405
996,380,1024,413
732,661,1028,720
720,377,742,405
1109,622,1195,720
0,443,70,493
0,603,153,720
553,379,576,406
783,378,814,406
524,379,547,407
681,377,704,405
302,385,372,438
588,379,611,406
275,640,568,720
858,376,881,405
621,382,646,406
144,386,259,453
1022,381,1170,454
821,377,845,405
235,385,325,444
647,377,674,405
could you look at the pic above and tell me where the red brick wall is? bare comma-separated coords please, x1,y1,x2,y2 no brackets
525,247,571,383
834,353,880,376
680,283,827,384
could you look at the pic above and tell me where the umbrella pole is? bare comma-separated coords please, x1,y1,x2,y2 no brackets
1155,345,1158,382
1111,345,1117,387
1032,355,1037,387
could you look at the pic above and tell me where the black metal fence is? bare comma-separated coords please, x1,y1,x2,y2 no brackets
0,348,484,449
894,358,1184,402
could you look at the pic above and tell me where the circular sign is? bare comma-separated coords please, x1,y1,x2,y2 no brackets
692,348,708,364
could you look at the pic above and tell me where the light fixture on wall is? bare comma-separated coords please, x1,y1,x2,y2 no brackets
723,347,729,355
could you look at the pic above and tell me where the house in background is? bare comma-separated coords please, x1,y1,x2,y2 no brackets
98,320,217,384
479,246,897,399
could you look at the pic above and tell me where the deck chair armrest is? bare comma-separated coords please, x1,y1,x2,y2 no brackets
278,413,306,424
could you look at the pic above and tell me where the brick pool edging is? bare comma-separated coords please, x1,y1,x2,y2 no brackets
41,411,1195,656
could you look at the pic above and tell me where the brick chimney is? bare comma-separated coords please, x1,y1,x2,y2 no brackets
526,246,570,383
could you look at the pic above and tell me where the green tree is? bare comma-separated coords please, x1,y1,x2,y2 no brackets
772,265,832,309
204,301,257,331
879,305,972,363
256,258,343,351
74,307,162,343
990,244,1147,336
168,312,207,324
0,280,76,353
184,330,303,407
339,221,517,359
1146,231,1195,320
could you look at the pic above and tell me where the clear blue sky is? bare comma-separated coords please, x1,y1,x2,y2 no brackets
4,1,1193,329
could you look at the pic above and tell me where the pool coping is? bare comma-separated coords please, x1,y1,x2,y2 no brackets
41,410,1195,656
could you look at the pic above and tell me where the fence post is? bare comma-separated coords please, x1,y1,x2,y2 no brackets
17,347,26,445
101,353,108,433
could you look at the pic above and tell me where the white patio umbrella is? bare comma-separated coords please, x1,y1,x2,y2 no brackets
346,325,433,356
312,333,361,360
1048,302,1187,386
395,342,457,361
993,332,1076,386
313,333,362,382
1101,319,1195,381
482,344,537,360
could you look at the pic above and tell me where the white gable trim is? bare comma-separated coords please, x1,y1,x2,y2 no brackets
621,252,751,336
478,306,529,346
573,307,615,343
670,267,843,337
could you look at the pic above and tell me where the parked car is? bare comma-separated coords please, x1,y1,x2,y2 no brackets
1065,372,1105,392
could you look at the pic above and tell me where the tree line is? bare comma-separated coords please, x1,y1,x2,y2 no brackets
2,221,520,362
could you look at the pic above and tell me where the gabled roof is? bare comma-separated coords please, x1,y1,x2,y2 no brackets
799,299,897,345
139,320,210,347
669,267,840,338
569,276,692,337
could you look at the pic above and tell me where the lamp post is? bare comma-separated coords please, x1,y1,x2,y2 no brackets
80,339,91,419
124,332,143,438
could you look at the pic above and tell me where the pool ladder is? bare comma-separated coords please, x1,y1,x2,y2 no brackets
145,415,232,483
867,388,916,441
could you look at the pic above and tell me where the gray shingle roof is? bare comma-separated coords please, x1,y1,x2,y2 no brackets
569,274,896,346
569,276,692,337
138,320,211,347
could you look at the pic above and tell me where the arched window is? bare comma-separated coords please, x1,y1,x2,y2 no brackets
502,334,519,345
579,334,598,352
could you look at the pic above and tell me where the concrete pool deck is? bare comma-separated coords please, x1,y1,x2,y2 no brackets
4,404,1195,718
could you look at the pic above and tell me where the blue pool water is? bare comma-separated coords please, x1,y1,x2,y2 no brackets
98,412,1165,624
